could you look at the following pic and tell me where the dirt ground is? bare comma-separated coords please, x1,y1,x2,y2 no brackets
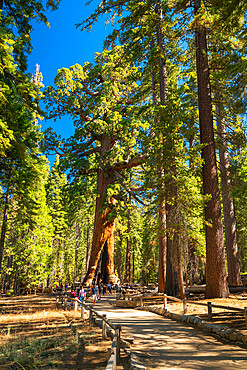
0,295,128,369
164,294,247,334
1,293,247,369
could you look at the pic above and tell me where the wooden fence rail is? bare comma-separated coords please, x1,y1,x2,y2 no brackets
119,292,247,326
56,296,121,370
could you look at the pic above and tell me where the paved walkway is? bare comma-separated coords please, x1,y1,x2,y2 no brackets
93,295,247,369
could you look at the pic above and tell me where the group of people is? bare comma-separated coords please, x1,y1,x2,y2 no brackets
69,282,121,307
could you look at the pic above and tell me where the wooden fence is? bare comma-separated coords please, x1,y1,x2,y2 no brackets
120,292,247,326
56,296,121,370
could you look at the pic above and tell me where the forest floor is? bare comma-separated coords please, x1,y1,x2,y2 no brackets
0,293,246,369
162,294,247,334
0,294,128,369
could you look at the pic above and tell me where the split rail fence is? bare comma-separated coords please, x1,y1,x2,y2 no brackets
122,292,247,326
56,295,121,370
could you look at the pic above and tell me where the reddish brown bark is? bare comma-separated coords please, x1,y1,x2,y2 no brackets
83,134,118,286
194,1,229,298
216,97,241,286
117,229,122,281
165,237,179,297
106,221,117,283
125,217,131,283
0,183,10,272
158,194,166,292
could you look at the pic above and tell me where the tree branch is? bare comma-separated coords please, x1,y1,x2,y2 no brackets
114,171,146,206
109,153,147,172
76,146,100,158
81,81,101,97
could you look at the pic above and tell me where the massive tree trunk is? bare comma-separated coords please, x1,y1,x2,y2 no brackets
83,134,117,286
194,1,229,298
216,96,241,286
106,220,116,283
165,237,179,296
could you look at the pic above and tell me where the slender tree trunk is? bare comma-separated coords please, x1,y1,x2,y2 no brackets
194,1,229,298
187,80,199,287
216,95,241,286
86,223,90,271
0,183,10,272
188,239,199,286
158,193,166,292
132,241,135,283
125,214,131,283
151,68,166,292
117,229,122,281
155,1,169,293
74,223,80,283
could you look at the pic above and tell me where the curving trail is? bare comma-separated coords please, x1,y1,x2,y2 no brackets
94,295,247,369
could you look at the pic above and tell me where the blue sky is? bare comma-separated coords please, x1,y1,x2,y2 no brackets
28,0,112,161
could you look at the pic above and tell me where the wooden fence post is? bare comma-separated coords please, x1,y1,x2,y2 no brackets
244,307,247,327
89,307,93,326
64,296,68,310
208,302,212,320
56,295,59,309
75,299,78,313
116,325,121,364
183,298,187,314
102,314,107,340
81,305,84,319
164,294,167,312
140,297,143,307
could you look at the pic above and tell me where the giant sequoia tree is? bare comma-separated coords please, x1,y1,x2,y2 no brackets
193,0,229,297
45,47,148,285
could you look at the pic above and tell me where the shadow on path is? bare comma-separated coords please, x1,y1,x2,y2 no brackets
93,295,247,369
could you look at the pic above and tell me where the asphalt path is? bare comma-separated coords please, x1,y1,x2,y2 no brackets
93,294,247,369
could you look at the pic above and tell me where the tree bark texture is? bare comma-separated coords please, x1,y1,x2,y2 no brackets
194,2,229,298
125,216,131,283
117,229,122,281
83,134,117,286
216,98,241,286
165,237,179,296
188,239,199,286
0,184,10,272
132,243,135,283
74,223,80,283
86,223,90,271
158,193,166,292
155,0,170,293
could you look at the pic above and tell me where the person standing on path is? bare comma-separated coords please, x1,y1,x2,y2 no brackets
78,285,85,305
91,284,98,306
70,285,75,308
107,283,112,294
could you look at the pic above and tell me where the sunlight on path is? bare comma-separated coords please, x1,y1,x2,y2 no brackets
94,295,247,369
